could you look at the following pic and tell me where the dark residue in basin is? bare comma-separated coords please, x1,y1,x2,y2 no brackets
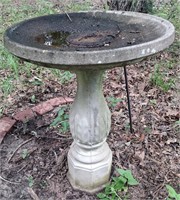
35,31,70,47
35,30,120,49
6,13,163,51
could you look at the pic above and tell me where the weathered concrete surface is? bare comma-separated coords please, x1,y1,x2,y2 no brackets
68,70,112,192
4,11,175,70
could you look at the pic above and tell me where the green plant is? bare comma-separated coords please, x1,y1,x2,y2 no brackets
51,106,69,133
0,0,57,101
124,123,130,132
40,180,48,189
144,126,151,134
149,99,157,105
153,0,180,21
166,185,180,200
107,97,124,108
66,1,91,12
0,107,3,117
51,70,74,84
150,64,175,92
97,168,139,200
30,95,36,103
1,77,14,96
174,120,180,127
28,176,34,187
174,120,180,134
59,71,74,84
21,149,29,159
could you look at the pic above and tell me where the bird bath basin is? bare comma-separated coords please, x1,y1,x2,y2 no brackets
4,11,175,193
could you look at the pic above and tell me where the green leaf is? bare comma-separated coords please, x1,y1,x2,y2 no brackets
50,108,66,127
97,193,107,199
116,169,139,186
111,192,117,200
57,108,65,117
166,185,177,198
28,176,34,187
118,176,127,184
21,149,28,159
114,176,127,191
61,120,69,132
116,168,127,176
114,180,124,191
125,176,139,186
105,184,113,195
64,114,69,120
176,194,180,200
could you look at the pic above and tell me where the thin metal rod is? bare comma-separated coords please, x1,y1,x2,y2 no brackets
123,66,133,133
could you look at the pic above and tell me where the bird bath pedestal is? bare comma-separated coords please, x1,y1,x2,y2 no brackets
4,11,174,193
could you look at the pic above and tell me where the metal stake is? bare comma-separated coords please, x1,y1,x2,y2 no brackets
123,66,133,133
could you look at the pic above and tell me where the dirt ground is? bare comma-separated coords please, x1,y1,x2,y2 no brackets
1,56,179,199
0,0,179,200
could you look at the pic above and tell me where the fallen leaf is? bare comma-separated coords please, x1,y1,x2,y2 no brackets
135,150,145,162
166,138,177,145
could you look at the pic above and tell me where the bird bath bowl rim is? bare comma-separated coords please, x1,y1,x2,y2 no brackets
4,10,175,69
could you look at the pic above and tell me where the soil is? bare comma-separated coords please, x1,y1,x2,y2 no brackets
0,1,179,200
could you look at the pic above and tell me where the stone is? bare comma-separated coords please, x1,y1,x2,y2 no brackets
64,97,74,103
32,102,53,115
0,117,16,144
13,108,36,122
46,97,67,107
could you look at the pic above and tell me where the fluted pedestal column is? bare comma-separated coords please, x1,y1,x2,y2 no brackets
68,69,112,193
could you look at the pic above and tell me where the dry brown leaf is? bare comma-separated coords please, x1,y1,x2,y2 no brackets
135,150,145,162
166,138,177,144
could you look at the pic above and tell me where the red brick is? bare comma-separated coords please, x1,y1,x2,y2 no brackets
32,102,53,115
0,117,16,144
64,97,74,103
47,97,66,107
14,108,36,122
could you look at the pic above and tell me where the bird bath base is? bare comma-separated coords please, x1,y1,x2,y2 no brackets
67,142,112,193
68,70,112,192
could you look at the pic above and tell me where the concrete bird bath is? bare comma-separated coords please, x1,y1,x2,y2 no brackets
4,11,174,193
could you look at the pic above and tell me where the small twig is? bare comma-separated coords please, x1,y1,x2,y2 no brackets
27,187,40,200
52,148,68,173
13,147,37,163
148,157,161,165
65,11,72,22
152,183,166,200
17,165,27,173
56,148,68,166
53,150,58,163
56,132,71,138
152,170,171,199
48,148,68,179
37,136,72,141
0,175,20,185
7,138,33,163
48,173,54,179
